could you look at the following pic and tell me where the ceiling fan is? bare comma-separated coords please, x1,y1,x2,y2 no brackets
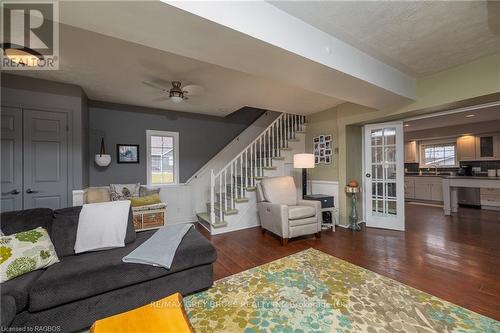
143,80,204,103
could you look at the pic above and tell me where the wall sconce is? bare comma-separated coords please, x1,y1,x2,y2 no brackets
95,138,111,167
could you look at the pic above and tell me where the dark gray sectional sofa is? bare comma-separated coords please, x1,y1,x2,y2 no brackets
1,207,217,332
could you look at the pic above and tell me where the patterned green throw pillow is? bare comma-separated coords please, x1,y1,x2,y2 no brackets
0,227,59,283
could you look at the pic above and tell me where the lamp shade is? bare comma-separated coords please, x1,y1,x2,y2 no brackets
293,154,315,169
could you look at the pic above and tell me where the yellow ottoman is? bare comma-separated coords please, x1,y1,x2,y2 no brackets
90,293,194,333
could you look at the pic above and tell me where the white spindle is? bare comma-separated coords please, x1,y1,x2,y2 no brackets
224,169,227,212
230,162,234,209
240,154,243,198
245,150,248,189
260,136,263,174
219,174,222,220
278,119,281,152
250,144,253,187
210,169,215,223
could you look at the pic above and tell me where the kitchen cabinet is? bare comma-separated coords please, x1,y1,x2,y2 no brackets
405,176,443,202
475,133,499,160
404,178,415,199
404,141,419,163
430,182,443,201
480,188,500,210
457,135,476,161
414,181,432,200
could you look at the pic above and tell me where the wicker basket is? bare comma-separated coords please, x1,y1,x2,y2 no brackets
132,203,167,231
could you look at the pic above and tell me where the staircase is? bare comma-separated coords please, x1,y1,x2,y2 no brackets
197,113,307,234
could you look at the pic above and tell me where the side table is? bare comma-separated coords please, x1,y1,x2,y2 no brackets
303,194,336,231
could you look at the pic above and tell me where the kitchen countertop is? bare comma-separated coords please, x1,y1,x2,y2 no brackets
405,174,500,180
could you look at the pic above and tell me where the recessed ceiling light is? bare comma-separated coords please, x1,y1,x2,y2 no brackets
465,114,475,118
404,124,410,127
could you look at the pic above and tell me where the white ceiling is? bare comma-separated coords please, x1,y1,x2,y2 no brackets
46,0,414,114
404,105,500,132
8,23,342,116
270,1,500,76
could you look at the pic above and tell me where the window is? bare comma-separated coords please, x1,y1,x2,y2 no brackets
146,130,179,185
420,143,457,167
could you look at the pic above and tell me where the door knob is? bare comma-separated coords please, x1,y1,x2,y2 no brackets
26,188,39,194
365,173,371,178
2,189,19,195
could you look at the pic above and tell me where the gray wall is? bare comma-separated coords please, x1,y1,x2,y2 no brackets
89,101,265,185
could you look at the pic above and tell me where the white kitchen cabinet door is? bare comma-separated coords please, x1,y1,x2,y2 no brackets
431,183,443,202
457,135,476,161
404,141,418,163
404,179,415,199
414,182,431,200
475,134,499,160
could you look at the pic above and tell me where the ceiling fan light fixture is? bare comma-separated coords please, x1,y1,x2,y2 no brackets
169,81,185,103
170,95,183,103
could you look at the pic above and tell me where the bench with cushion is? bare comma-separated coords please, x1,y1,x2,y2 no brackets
1,207,216,333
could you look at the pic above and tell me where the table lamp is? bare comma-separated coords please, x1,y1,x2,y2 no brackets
293,153,315,198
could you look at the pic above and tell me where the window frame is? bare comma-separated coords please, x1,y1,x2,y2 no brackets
146,130,179,186
419,140,458,168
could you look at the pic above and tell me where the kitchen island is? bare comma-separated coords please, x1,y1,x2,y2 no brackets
442,176,500,215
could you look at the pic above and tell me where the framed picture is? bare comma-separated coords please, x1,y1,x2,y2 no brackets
325,156,332,164
315,156,319,164
324,135,332,141
319,135,325,143
313,137,320,143
325,141,331,149
325,149,332,156
117,144,139,163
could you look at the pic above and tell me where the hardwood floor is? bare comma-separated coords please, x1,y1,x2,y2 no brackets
197,204,500,321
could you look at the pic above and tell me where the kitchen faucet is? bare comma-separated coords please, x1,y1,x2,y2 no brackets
428,165,438,176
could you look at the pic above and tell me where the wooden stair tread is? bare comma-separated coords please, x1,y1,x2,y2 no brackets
196,212,227,228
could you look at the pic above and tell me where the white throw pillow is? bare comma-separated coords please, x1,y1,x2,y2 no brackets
74,200,131,254
0,227,59,283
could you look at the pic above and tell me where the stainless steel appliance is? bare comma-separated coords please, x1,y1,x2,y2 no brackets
458,187,481,207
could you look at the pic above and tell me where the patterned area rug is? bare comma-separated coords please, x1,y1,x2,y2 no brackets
184,248,499,333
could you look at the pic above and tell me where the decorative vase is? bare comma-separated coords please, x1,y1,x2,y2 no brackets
95,138,111,167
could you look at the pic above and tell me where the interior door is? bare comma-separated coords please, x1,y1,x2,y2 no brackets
23,109,68,210
1,107,23,212
364,122,405,231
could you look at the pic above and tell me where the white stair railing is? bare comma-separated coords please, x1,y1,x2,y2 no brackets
209,113,306,224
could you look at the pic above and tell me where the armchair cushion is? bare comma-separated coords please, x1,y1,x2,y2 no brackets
288,206,316,220
260,176,297,206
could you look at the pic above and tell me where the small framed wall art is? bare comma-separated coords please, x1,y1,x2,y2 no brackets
117,144,139,163
313,134,333,165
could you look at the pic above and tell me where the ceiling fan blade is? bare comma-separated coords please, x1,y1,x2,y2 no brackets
182,84,205,96
152,96,170,102
143,81,168,91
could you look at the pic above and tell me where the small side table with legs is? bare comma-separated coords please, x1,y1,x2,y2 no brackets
303,194,336,231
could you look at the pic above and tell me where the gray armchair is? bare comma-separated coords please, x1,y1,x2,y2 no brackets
257,176,322,245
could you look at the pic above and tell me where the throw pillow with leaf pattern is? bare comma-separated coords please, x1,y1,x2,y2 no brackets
0,227,59,283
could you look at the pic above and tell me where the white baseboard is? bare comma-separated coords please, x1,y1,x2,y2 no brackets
168,215,198,225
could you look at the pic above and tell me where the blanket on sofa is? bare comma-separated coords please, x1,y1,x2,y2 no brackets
74,200,131,254
122,223,193,269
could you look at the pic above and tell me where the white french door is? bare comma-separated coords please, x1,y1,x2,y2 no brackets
364,122,405,231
